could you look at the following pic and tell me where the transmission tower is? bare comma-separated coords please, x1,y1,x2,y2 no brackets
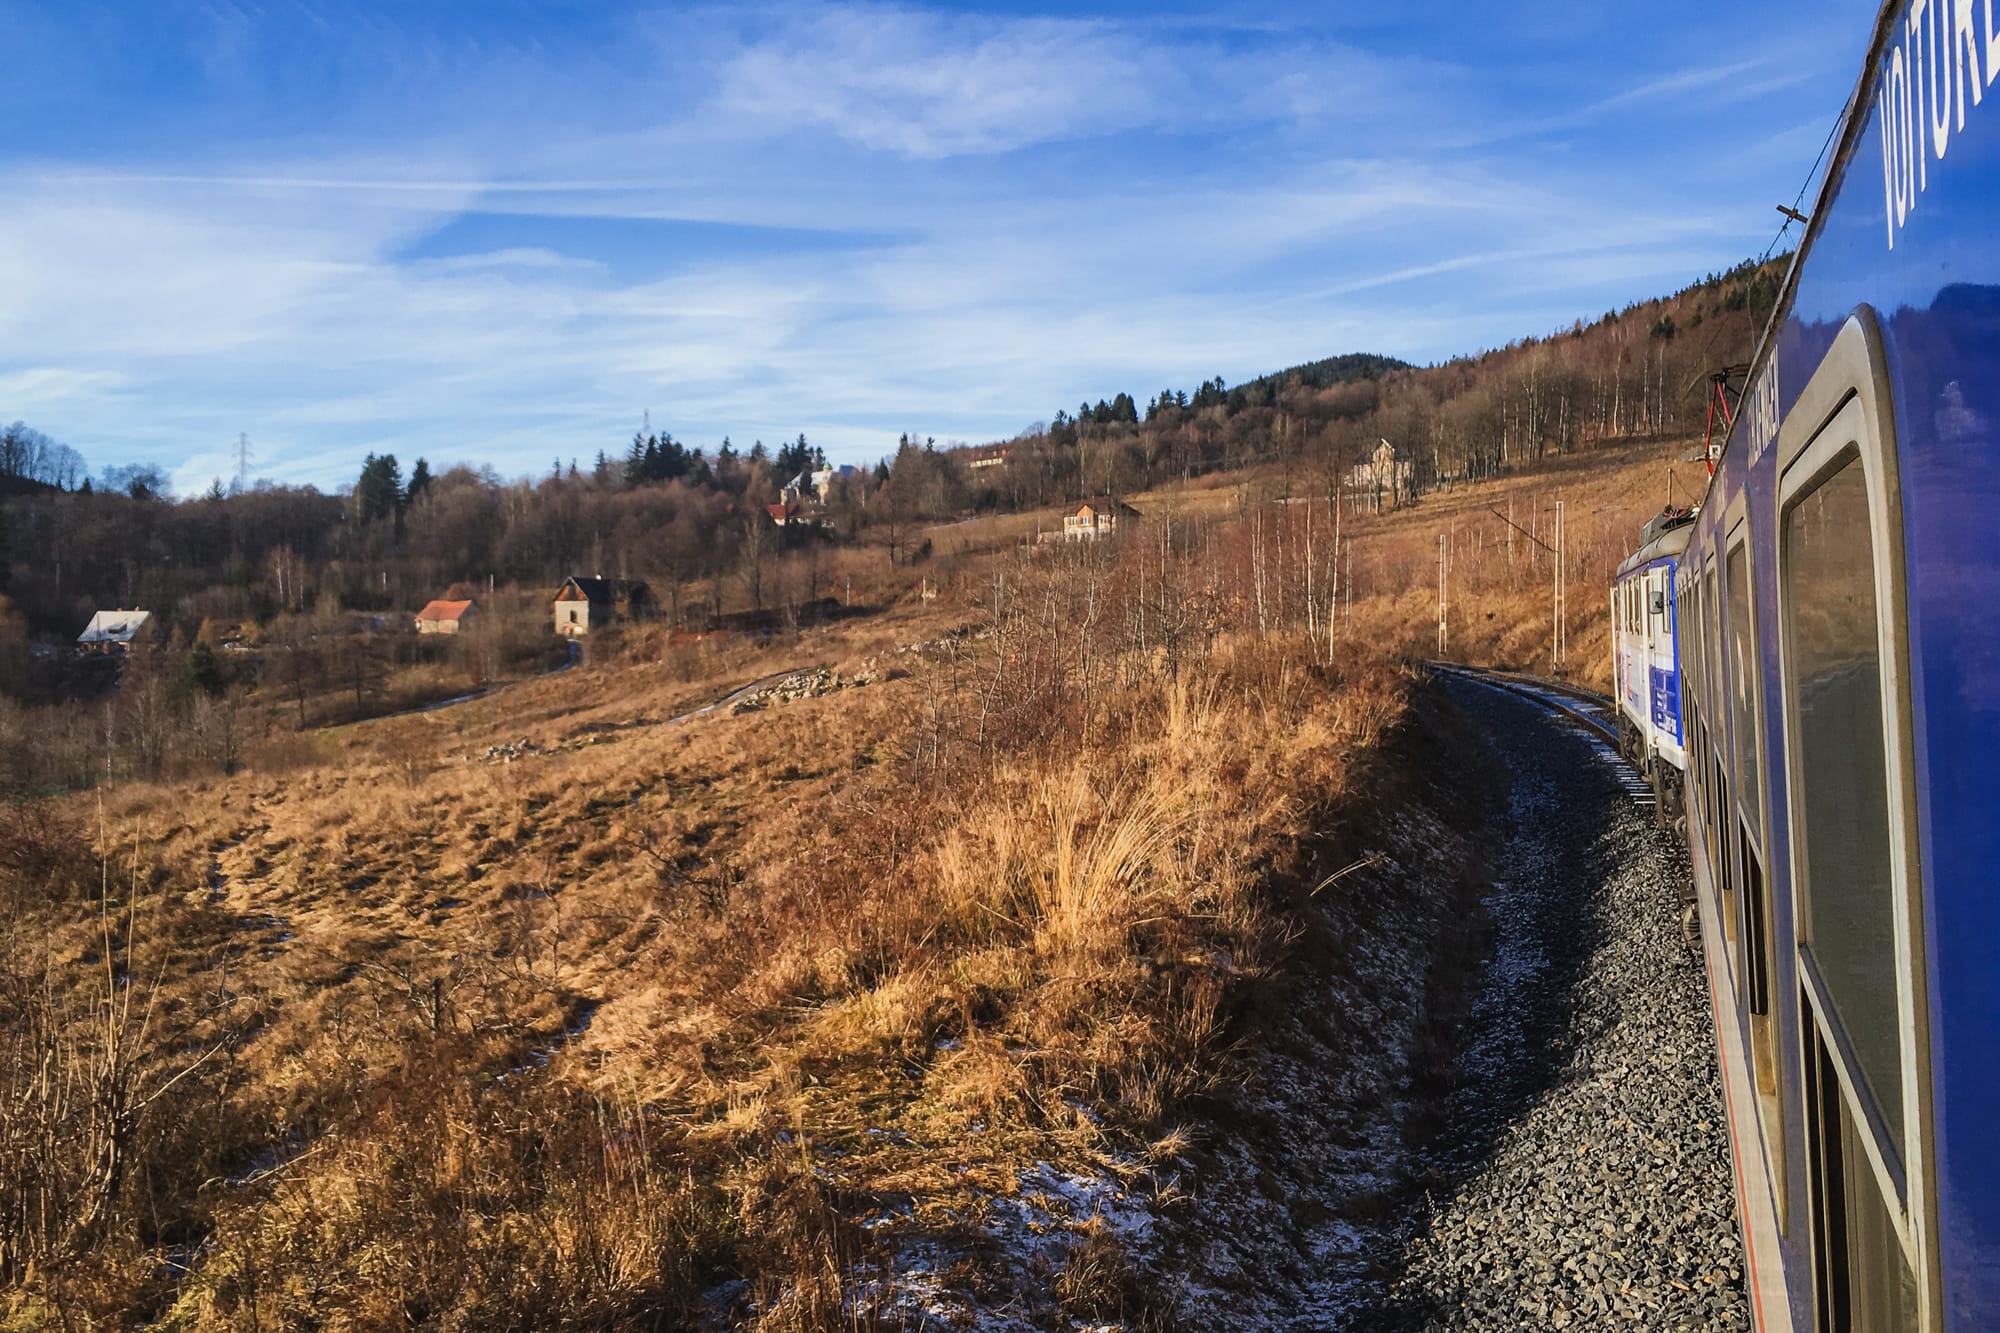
234,432,254,491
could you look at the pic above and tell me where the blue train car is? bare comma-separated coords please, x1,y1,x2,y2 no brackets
1668,2,2000,1328
1613,511,1694,812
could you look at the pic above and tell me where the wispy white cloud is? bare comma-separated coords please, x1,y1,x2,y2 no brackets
706,8,1167,157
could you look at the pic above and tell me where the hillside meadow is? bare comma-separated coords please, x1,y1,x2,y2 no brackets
4,508,1415,1328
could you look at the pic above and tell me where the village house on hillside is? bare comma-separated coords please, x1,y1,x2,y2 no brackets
965,445,1012,471
77,609,156,650
414,598,476,634
552,576,649,638
1347,438,1418,511
782,464,864,504
1061,497,1140,541
765,501,803,527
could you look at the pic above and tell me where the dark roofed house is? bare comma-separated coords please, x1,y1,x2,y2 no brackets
553,576,649,638
414,598,476,634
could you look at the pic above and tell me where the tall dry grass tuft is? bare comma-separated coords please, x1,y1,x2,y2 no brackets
1032,768,1179,957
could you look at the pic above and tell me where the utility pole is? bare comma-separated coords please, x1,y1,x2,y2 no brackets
1553,500,1567,672
1437,531,1449,656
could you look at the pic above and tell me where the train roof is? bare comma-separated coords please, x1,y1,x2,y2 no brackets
1615,520,1692,579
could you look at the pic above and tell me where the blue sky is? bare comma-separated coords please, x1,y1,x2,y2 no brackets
0,0,1875,493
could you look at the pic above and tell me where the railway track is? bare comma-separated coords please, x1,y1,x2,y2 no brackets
1427,663,1658,811
1425,662,1616,742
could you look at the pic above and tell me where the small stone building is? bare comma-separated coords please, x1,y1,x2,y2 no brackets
553,576,649,638
414,598,475,634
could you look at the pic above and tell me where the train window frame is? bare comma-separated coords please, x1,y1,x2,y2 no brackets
1721,491,1787,1232
1694,559,1715,846
1771,307,1937,1330
1702,545,1737,965
1721,500,1770,853
1685,569,1705,825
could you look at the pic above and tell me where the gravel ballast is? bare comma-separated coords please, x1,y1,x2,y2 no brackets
1363,676,1748,1331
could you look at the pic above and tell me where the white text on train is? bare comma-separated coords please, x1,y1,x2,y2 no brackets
1747,359,1780,464
1879,0,2000,249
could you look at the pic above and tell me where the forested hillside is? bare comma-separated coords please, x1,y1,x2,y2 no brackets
0,256,1782,654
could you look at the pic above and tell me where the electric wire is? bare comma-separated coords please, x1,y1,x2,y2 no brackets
1760,88,1855,265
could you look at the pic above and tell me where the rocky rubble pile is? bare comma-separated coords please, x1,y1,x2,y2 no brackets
728,666,855,714
481,739,543,763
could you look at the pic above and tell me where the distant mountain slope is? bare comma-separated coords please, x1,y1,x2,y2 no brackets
1244,351,1412,394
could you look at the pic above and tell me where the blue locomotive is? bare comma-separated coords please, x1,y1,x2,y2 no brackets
1612,2,2000,1327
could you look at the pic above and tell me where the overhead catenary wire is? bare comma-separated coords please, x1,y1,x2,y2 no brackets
1759,88,1855,265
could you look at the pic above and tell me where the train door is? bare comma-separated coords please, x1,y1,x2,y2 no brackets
1648,564,1683,767
1773,311,1935,1332
1723,500,1788,1222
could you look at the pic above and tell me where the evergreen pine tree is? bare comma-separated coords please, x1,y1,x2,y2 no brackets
625,432,648,487
355,454,405,524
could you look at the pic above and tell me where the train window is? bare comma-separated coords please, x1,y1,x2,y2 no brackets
1693,552,1734,951
1698,571,1716,848
1810,1022,1920,1332
1724,513,1786,1211
1725,534,1763,844
1774,307,1932,1332
1786,454,1905,1154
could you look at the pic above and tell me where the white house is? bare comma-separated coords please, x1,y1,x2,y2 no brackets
77,610,154,650
1061,497,1139,541
1347,439,1416,510
784,465,864,504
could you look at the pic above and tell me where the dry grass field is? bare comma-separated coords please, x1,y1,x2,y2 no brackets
3,515,1416,1329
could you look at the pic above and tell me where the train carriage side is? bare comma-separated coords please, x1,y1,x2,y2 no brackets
1669,0,2000,1328
1613,524,1691,797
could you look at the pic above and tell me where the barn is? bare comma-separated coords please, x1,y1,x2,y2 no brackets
414,598,475,634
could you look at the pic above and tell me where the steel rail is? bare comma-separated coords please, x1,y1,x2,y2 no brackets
1425,661,1619,745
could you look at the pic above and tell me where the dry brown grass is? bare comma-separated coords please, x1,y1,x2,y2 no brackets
0,510,1415,1329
